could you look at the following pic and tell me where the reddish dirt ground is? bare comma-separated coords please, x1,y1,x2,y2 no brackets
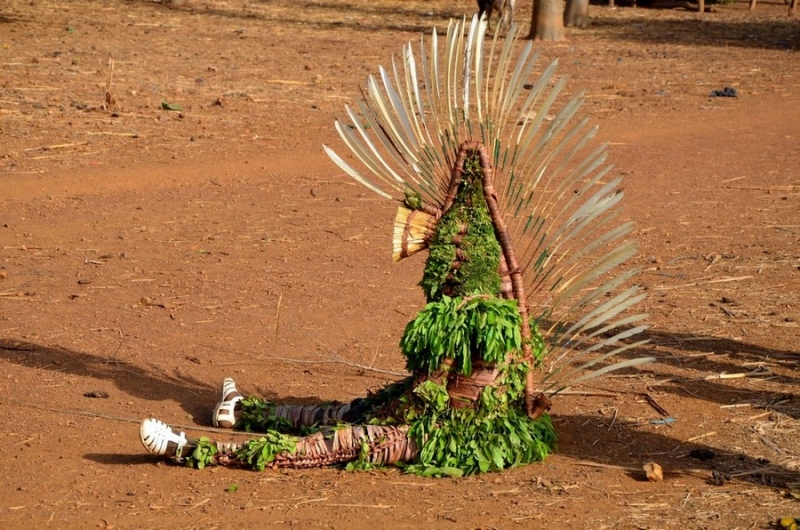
1,0,799,528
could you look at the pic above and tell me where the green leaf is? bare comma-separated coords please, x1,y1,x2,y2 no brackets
161,100,183,111
448,437,458,453
477,453,490,473
438,467,464,478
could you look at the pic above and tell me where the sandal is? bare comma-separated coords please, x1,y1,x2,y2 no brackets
139,418,192,462
212,377,243,428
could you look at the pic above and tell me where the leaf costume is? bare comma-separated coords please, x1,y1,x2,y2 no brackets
139,16,651,476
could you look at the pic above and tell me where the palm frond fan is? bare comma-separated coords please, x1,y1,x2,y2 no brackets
324,15,653,416
138,16,654,476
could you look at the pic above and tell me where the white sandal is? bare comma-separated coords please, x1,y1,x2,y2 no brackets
140,418,190,461
213,377,243,428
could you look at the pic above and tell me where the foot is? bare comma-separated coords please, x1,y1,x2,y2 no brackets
139,418,194,462
213,377,243,429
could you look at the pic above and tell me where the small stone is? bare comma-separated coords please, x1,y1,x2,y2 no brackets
643,462,663,482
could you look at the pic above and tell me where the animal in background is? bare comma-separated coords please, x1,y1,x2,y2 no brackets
477,0,515,30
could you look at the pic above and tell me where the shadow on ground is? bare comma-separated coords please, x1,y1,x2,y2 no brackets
0,338,215,419
555,411,798,490
137,0,465,35
616,327,800,419
84,453,162,466
0,338,344,420
590,12,799,50
136,0,800,50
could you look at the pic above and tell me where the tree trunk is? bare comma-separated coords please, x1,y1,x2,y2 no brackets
528,0,566,41
790,0,796,16
748,0,757,10
697,0,705,12
564,0,590,27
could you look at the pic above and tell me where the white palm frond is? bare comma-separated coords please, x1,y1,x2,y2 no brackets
324,16,652,397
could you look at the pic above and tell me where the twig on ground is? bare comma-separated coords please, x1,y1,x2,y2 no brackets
758,434,784,454
730,411,773,423
681,352,727,363
274,292,282,350
23,142,88,151
704,253,721,271
322,503,392,509
85,132,139,137
680,492,691,508
704,368,773,380
608,408,618,430
683,431,716,443
13,434,41,446
653,276,753,291
179,498,210,511
643,393,670,416
723,185,797,192
287,497,328,512
558,390,621,397
102,58,117,111
710,302,737,318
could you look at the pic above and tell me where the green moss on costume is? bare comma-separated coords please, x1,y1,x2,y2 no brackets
420,153,502,301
